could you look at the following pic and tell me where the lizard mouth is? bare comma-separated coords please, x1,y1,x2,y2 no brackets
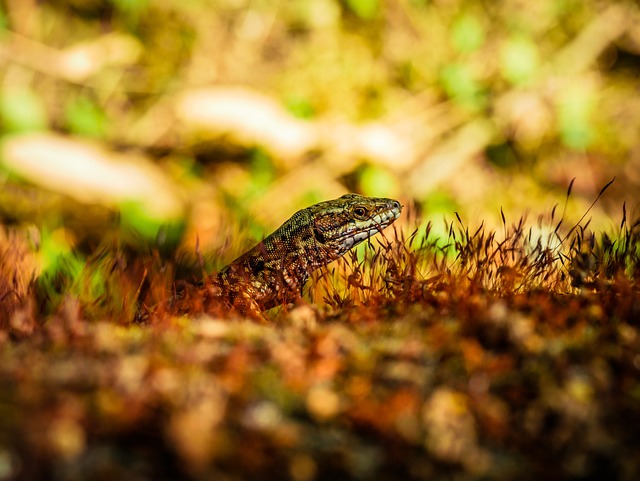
335,202,402,250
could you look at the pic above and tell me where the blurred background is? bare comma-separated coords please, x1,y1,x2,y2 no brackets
1,4,639,478
0,0,639,269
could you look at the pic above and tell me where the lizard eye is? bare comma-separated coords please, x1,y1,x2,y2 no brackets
353,206,368,219
313,226,326,244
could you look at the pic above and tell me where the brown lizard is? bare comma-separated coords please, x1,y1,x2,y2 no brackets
204,193,402,314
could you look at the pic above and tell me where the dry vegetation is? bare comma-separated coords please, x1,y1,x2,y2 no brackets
1,185,639,481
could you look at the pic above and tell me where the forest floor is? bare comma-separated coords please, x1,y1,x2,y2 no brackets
1,209,639,481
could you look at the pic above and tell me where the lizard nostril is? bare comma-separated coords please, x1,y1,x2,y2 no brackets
392,200,401,210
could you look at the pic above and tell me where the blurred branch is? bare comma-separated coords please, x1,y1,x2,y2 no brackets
2,133,183,218
409,119,496,198
551,4,629,76
0,30,142,86
0,133,186,248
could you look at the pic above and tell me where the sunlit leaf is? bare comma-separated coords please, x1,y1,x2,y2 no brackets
345,0,379,20
500,36,539,86
38,228,80,278
0,88,48,133
249,148,276,190
0,5,7,32
110,0,149,15
119,199,185,250
285,95,316,119
439,63,485,109
451,13,485,54
65,96,108,138
556,82,595,150
359,164,399,198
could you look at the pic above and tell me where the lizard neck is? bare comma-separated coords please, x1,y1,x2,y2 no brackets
215,210,330,310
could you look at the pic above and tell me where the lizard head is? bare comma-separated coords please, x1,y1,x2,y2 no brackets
311,193,402,259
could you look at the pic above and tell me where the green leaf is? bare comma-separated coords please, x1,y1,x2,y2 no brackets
451,13,485,54
246,148,276,195
119,199,184,250
285,95,316,120
500,36,539,86
65,96,108,138
557,84,595,150
0,88,48,133
110,0,149,26
439,63,485,109
359,164,399,198
110,0,149,15
38,229,81,278
423,191,458,214
345,0,379,20
0,5,8,32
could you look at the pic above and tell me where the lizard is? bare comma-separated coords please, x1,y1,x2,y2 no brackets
203,193,402,314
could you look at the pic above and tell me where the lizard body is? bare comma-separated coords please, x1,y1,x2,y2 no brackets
206,193,401,312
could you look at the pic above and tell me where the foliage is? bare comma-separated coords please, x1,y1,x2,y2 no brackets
1,0,640,479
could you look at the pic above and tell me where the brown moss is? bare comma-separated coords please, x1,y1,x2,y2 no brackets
0,204,639,480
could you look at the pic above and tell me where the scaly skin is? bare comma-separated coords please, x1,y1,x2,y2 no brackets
206,194,402,313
